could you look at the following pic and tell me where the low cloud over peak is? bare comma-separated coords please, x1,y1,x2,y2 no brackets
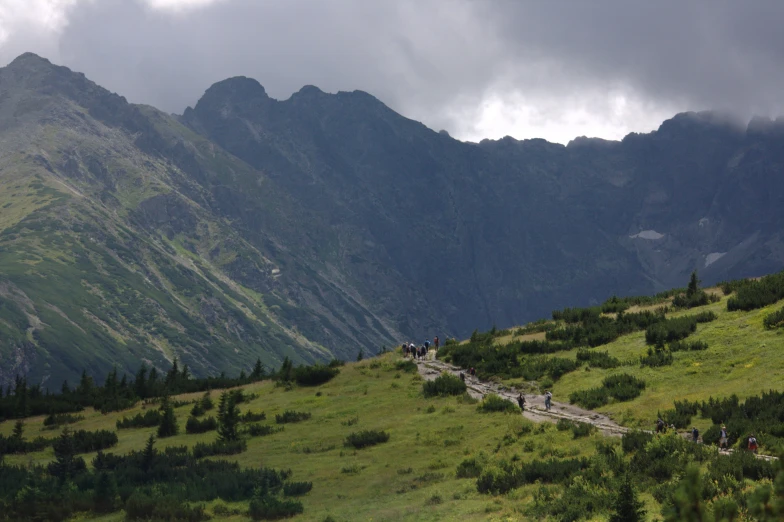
2,0,783,144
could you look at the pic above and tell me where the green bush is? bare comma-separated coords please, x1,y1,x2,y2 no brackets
345,430,390,449
640,346,673,368
282,481,313,496
456,457,483,478
185,416,217,434
763,307,784,329
116,410,162,429
240,411,266,423
294,364,340,386
727,270,784,311
248,494,304,520
275,410,311,424
570,374,645,409
192,439,247,458
476,394,518,413
476,457,590,495
395,360,417,373
246,424,282,437
621,431,653,453
43,413,84,428
422,374,467,397
576,349,620,369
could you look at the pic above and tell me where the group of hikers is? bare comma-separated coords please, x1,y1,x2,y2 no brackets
402,336,439,359
656,418,759,453
515,390,553,412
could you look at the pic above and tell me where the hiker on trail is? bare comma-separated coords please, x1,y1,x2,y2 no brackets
409,343,415,357
517,394,525,411
424,339,430,351
459,372,465,382
434,336,439,350
719,425,728,449
748,433,758,453
469,367,476,377
692,427,699,443
656,418,665,434
544,390,552,411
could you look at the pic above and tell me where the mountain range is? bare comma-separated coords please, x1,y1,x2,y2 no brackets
1,52,782,388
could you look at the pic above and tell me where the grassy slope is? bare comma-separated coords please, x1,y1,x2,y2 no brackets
0,354,607,522
493,290,784,434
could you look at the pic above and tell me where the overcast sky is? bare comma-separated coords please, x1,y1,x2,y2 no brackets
1,0,783,144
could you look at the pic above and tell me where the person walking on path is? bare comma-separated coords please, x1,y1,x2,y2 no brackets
692,427,699,443
517,393,526,411
748,433,758,453
434,336,439,350
656,418,665,434
719,425,728,450
544,391,552,411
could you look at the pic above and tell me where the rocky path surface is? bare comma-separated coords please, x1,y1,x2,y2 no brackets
415,356,778,461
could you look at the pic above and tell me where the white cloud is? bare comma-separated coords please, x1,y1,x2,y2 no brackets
143,0,225,13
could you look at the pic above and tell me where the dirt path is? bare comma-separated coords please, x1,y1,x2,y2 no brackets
415,356,778,461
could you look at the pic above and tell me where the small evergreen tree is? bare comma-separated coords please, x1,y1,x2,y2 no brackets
157,396,178,438
356,349,364,362
142,434,156,472
251,358,265,379
217,391,240,442
609,475,646,522
49,427,79,481
93,472,119,513
687,271,700,297
277,357,293,382
11,420,24,442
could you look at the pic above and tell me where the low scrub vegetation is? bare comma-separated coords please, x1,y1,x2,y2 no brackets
476,394,518,413
185,416,217,434
344,429,390,449
727,270,784,311
275,410,311,424
569,374,646,409
422,374,467,397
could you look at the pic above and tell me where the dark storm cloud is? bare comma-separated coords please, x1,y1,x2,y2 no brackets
2,0,784,142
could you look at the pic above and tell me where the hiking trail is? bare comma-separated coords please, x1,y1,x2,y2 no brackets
415,356,778,461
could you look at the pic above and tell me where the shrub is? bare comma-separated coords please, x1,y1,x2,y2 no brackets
476,394,518,413
116,410,162,429
185,416,217,434
422,374,467,397
240,411,266,423
576,349,620,369
764,307,784,329
622,430,653,454
43,413,84,428
246,424,282,437
476,457,590,494
125,492,208,521
192,439,247,458
248,495,304,521
569,387,609,409
190,403,205,417
345,430,390,449
570,374,645,409
70,429,118,453
282,481,313,496
275,410,311,424
640,346,673,368
669,340,708,352
395,360,417,373
727,271,784,311
456,457,483,478
294,364,340,386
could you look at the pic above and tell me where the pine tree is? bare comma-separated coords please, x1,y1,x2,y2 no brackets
610,475,646,522
356,349,364,362
217,391,240,442
687,270,700,297
664,466,711,522
278,357,293,382
93,472,119,513
157,396,178,438
181,364,190,382
49,427,79,481
12,420,24,441
61,380,70,395
165,358,179,390
142,434,156,472
251,358,265,380
134,366,148,399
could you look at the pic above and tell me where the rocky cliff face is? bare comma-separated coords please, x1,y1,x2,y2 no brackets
1,54,783,388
